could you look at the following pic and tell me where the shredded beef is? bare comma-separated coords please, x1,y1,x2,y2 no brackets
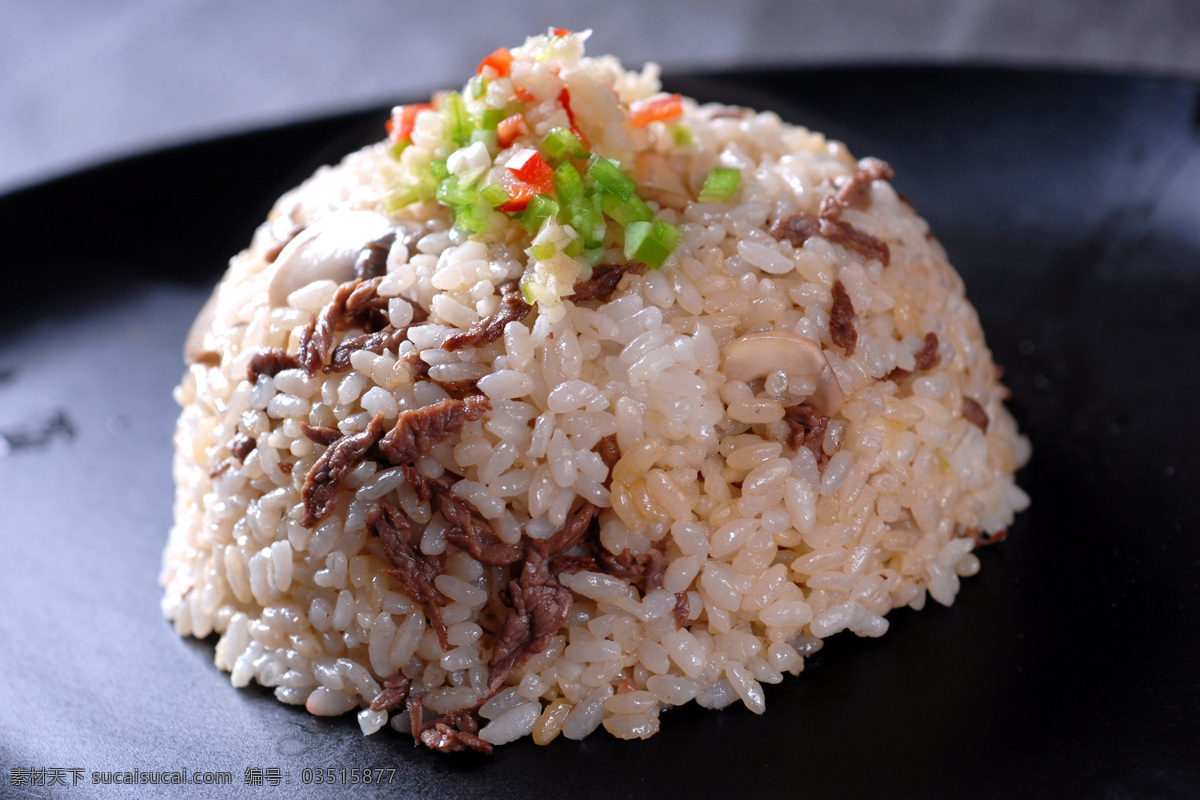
398,349,430,379
342,276,391,333
961,527,1008,548
769,209,889,266
641,547,669,593
884,332,940,383
246,348,301,383
673,593,690,629
354,231,396,280
548,554,598,574
400,466,523,567
486,503,598,692
569,263,645,302
963,397,989,431
378,397,491,466
442,281,531,352
326,326,408,373
299,422,342,447
297,281,357,375
835,158,894,210
593,533,674,593
300,413,385,527
830,280,857,355
545,502,599,556
369,675,412,713
228,432,255,462
445,710,482,736
596,435,621,472
369,501,450,650
818,216,890,266
596,435,621,489
769,211,821,248
488,544,574,692
915,332,941,370
596,549,641,581
419,723,494,755
784,403,831,465
407,696,425,742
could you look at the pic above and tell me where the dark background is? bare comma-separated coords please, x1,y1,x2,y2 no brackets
4,0,1200,193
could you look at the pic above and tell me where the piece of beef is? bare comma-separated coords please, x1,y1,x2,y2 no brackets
596,435,621,473
817,216,890,266
830,280,857,355
228,432,255,462
299,422,342,447
544,502,600,558
963,397,990,431
369,675,412,713
300,412,385,527
768,209,890,266
484,503,599,691
368,501,449,650
835,157,894,211
377,397,491,466
297,281,358,375
246,348,302,384
399,465,523,567
884,332,941,383
672,592,690,629
769,211,821,248
592,532,673,593
398,349,429,380
442,281,531,352
784,403,831,466
487,544,573,692
326,326,409,373
342,276,391,333
354,231,396,280
568,263,644,303
407,695,425,742
960,526,1008,548
419,723,494,755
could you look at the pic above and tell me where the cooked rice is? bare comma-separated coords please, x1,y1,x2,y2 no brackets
161,29,1030,749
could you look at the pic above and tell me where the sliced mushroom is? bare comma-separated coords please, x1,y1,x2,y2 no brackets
265,210,394,307
634,152,692,210
721,330,844,415
183,285,221,366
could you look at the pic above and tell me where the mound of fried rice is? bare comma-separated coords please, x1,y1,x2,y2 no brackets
162,29,1030,751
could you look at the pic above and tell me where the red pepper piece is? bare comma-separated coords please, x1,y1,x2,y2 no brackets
629,94,684,127
506,149,555,194
497,182,538,213
477,47,514,78
497,114,528,148
388,103,433,143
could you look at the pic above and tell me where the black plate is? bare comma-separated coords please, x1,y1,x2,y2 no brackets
2,67,1199,798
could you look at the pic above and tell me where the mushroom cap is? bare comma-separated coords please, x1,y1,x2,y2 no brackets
720,330,845,414
265,209,393,307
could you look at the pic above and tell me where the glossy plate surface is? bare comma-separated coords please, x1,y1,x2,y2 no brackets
1,68,1198,798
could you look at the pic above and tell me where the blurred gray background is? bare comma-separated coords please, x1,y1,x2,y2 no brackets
3,0,1199,193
